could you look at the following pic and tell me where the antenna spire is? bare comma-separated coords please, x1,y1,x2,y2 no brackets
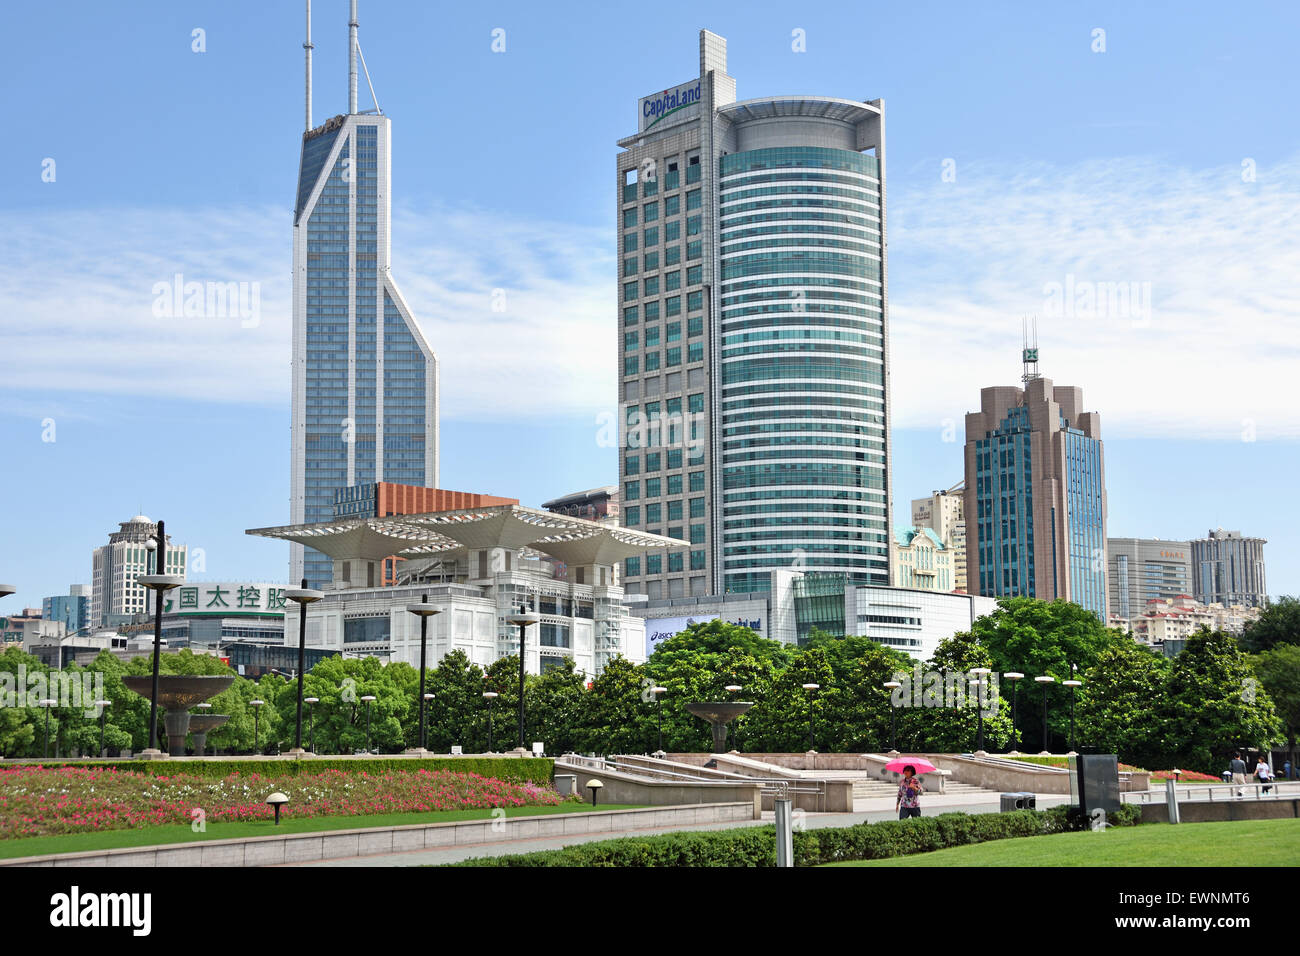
303,1,314,130
348,0,359,115
1021,315,1041,385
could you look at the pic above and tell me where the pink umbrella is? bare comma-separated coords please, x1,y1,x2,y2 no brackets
884,757,938,775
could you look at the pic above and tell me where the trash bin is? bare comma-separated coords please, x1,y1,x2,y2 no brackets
1000,791,1036,811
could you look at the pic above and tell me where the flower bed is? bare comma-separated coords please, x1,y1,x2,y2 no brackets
0,765,562,838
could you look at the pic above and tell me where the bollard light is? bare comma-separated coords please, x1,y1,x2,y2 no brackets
586,778,604,807
266,791,290,825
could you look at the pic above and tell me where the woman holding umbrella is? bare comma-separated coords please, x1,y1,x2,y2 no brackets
896,765,923,819
885,757,937,820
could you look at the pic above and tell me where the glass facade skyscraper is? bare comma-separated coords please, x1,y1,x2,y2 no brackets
963,377,1108,619
290,20,438,590
617,31,892,601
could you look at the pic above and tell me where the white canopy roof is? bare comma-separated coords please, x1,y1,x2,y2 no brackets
247,504,686,566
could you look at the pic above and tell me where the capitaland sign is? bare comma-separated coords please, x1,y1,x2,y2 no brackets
639,79,701,132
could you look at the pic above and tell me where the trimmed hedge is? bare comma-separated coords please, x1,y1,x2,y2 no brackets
18,757,554,787
451,804,1144,867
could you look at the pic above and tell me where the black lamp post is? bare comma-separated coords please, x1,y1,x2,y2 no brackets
802,683,819,752
1064,677,1083,754
360,695,376,753
883,679,902,754
304,697,319,754
406,595,443,753
422,693,434,749
506,604,540,750
1034,675,1055,755
250,699,264,755
971,667,991,754
285,578,324,755
39,699,55,758
1004,673,1024,753
651,685,667,753
482,691,498,752
137,521,183,756
96,699,111,757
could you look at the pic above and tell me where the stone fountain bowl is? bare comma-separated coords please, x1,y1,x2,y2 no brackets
685,702,755,722
122,675,235,709
187,714,230,734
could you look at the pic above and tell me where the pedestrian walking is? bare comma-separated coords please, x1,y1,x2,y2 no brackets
1229,751,1248,797
896,764,923,820
1255,757,1273,795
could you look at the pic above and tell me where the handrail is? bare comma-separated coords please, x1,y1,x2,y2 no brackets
1122,780,1300,804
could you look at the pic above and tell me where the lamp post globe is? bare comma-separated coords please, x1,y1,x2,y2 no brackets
505,605,541,751
970,667,992,754
1033,676,1055,755
1063,679,1083,754
883,680,902,754
1004,673,1024,753
285,579,324,755
405,596,444,753
249,698,265,756
95,699,112,757
482,691,499,753
136,526,183,758
38,699,56,758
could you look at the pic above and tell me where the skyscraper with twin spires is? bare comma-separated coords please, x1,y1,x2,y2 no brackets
289,1,439,588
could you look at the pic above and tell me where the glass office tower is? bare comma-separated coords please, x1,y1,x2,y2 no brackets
617,30,892,601
963,376,1108,619
290,13,438,589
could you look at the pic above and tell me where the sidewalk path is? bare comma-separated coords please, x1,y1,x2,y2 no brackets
282,792,1074,867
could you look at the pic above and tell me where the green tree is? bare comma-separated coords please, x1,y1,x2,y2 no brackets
1253,643,1300,776
1163,628,1283,773
1241,596,1300,652
1075,643,1172,767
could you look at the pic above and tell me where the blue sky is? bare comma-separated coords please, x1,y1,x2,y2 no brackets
1,1,1297,606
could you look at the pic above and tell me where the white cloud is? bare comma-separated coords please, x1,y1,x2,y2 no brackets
2,152,1297,439
888,154,1300,440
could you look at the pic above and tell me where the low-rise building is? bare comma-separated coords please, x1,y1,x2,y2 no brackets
891,527,956,593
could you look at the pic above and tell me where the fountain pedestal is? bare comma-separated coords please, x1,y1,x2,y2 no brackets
122,675,235,756
685,702,755,754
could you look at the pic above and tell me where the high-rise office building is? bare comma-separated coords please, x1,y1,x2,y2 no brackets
1106,537,1191,625
1191,529,1267,608
963,371,1108,619
290,1,439,589
91,515,187,627
911,484,967,590
43,585,91,635
617,30,891,601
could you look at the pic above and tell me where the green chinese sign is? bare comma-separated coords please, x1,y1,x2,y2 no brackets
163,583,287,616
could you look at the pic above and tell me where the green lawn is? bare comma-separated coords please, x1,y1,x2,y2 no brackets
0,803,640,860
829,819,1300,867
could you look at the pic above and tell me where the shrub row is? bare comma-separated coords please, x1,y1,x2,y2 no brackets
22,757,555,787
451,804,1144,867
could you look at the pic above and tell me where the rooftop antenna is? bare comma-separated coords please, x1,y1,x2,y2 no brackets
1021,315,1041,385
348,0,358,115
303,0,313,130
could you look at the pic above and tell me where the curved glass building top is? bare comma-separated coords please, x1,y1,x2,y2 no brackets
718,139,888,593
